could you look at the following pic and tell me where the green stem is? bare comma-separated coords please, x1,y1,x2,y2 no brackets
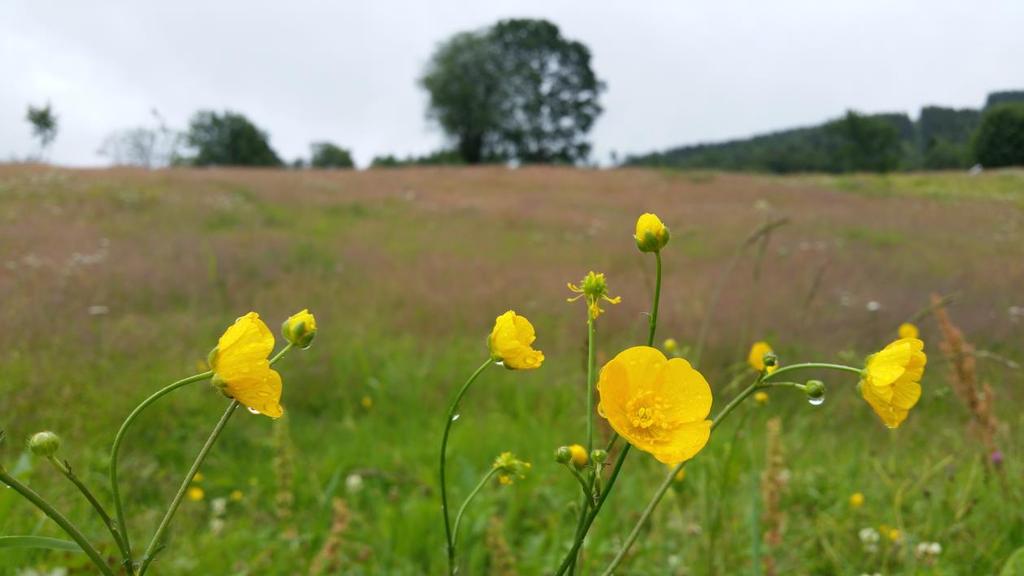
558,247,665,575
451,467,499,549
565,465,593,502
49,457,130,569
0,469,115,576
440,358,493,576
554,444,631,576
138,400,239,575
109,370,212,565
648,251,662,347
761,362,863,383
586,315,596,453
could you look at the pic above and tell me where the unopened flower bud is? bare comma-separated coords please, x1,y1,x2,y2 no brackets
763,352,778,368
555,446,573,464
568,444,589,468
804,379,826,401
591,449,608,464
634,213,670,253
282,309,317,349
28,431,61,458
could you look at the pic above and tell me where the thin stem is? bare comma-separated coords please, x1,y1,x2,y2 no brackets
451,468,499,549
761,362,862,383
586,315,596,453
648,251,662,347
138,401,239,575
0,469,115,576
567,495,591,576
440,358,493,576
50,457,130,567
553,444,631,576
109,370,212,564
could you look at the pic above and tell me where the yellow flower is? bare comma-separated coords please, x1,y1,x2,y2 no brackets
230,490,244,502
849,492,865,508
747,341,777,373
567,444,589,468
860,338,926,429
887,528,902,542
567,271,621,320
281,309,317,349
634,213,670,252
492,452,531,485
597,346,713,464
488,311,544,370
360,395,373,409
210,312,284,418
662,338,678,354
754,391,769,405
187,487,205,502
898,322,919,339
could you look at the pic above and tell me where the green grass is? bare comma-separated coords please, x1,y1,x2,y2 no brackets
1,166,1023,575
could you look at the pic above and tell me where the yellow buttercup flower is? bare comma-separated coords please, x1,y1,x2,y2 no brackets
860,338,926,429
634,213,670,252
210,312,284,418
748,341,777,373
187,487,205,502
849,492,865,508
567,271,621,320
281,309,317,349
567,444,589,468
597,346,713,464
754,391,769,405
898,322,919,339
488,311,544,370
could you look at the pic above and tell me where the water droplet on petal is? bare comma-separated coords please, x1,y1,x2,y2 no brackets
495,361,505,368
808,395,825,406
247,407,261,415
451,414,461,422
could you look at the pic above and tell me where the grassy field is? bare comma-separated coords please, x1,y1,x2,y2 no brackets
1,165,1023,575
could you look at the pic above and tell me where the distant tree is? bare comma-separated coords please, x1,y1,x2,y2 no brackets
420,18,604,164
184,110,281,166
973,103,1024,167
26,102,58,159
99,110,183,168
370,154,401,168
290,158,306,169
985,91,1024,109
310,142,355,168
369,149,464,168
824,111,902,172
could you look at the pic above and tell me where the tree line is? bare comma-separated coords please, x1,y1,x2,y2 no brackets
626,91,1024,172
19,17,1024,171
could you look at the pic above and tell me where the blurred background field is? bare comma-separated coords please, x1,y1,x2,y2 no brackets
1,165,1023,574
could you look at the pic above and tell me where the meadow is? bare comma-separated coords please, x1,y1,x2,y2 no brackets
1,164,1023,575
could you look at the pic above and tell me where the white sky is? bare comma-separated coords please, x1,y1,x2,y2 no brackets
2,0,1023,167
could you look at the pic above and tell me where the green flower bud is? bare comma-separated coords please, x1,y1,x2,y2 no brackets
281,309,317,349
554,446,572,464
28,431,61,458
763,352,778,367
804,379,826,402
591,449,608,464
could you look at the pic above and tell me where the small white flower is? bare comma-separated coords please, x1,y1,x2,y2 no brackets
866,300,881,312
859,527,880,543
345,473,364,494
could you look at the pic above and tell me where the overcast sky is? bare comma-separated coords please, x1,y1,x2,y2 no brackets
3,0,1023,167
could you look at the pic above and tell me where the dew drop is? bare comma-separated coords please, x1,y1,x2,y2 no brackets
247,407,261,415
494,361,505,368
451,413,461,422
808,395,825,406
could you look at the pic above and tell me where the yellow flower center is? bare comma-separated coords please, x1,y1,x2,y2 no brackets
626,391,669,432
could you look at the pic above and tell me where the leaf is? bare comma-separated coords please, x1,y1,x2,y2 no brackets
1001,547,1024,576
0,535,83,552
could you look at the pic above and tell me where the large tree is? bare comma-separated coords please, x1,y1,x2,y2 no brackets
184,110,282,166
420,19,604,164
